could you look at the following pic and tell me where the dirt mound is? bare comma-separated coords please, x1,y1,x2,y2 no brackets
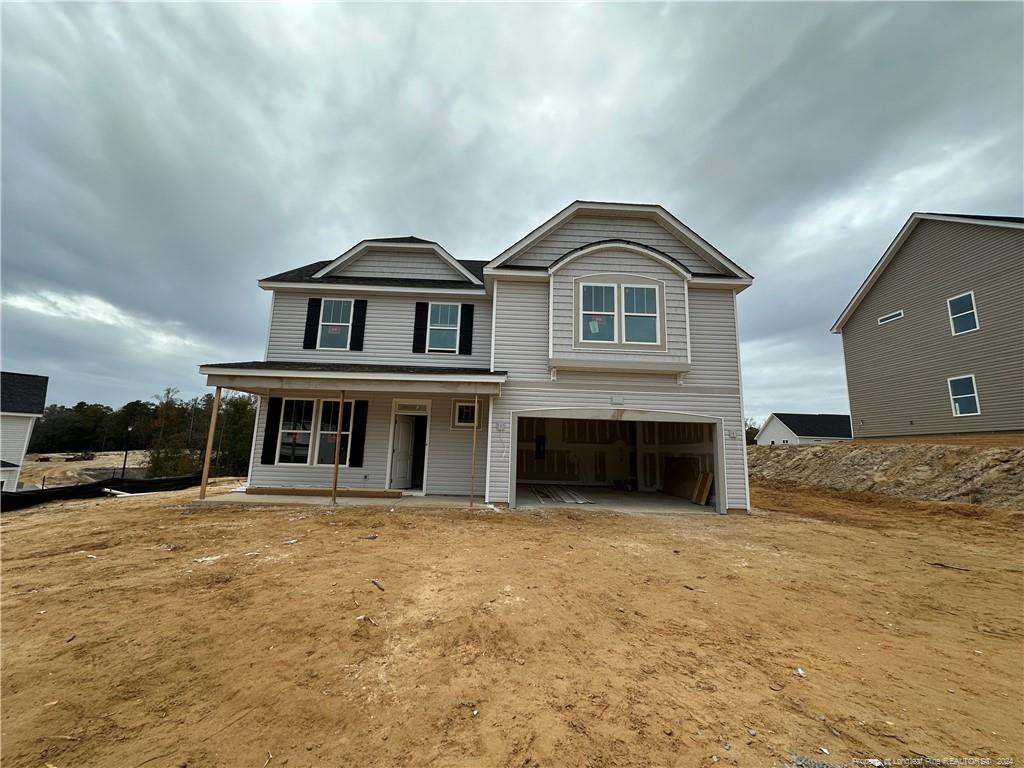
747,442,1024,508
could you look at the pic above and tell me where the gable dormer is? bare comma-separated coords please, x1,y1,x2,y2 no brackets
484,202,751,377
485,201,752,280
314,237,482,284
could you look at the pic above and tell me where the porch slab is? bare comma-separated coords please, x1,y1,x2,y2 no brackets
189,491,486,509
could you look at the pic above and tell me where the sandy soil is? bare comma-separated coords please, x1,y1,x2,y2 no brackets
18,451,149,488
748,442,1024,508
1,483,1021,768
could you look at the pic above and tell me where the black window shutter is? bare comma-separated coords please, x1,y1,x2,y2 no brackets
458,304,474,355
412,302,428,353
349,299,367,351
303,298,322,349
261,397,283,465
348,400,369,467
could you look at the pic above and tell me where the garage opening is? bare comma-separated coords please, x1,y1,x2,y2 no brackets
514,416,720,512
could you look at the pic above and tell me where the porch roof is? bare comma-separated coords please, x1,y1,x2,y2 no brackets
198,360,507,396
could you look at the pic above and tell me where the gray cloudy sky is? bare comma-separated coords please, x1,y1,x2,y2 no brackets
2,2,1021,421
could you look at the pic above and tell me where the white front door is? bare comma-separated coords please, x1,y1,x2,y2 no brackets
390,415,414,489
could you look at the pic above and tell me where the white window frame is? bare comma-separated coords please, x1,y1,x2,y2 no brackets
621,283,661,345
452,400,479,429
427,302,461,353
947,374,981,417
579,282,618,344
877,310,904,325
276,398,316,465
317,298,353,350
947,291,979,336
314,399,354,466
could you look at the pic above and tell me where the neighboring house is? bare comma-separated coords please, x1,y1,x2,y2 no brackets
1,372,49,491
831,213,1024,438
755,413,852,445
200,201,754,512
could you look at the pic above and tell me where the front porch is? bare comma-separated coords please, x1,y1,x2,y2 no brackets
196,362,504,502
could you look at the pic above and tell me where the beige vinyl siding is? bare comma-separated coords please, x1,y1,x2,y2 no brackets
266,292,492,368
511,214,727,274
492,280,550,383
334,250,463,280
686,288,742,388
248,393,489,495
841,220,1024,437
551,248,688,365
487,277,747,508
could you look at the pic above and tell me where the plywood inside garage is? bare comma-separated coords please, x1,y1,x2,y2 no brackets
516,417,714,497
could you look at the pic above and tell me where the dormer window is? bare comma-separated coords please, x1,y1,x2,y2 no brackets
428,303,460,352
581,284,617,342
319,299,352,349
578,280,663,347
623,285,659,344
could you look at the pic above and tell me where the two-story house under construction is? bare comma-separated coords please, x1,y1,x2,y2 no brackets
199,202,754,512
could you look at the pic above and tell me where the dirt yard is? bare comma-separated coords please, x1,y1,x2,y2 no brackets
2,483,1021,767
17,450,149,488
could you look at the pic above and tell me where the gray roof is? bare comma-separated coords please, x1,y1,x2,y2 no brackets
202,361,506,376
365,236,437,244
920,213,1024,224
1,371,49,415
772,413,852,439
546,238,731,278
262,259,486,290
1,460,18,469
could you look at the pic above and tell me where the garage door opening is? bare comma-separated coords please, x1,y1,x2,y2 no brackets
514,415,721,513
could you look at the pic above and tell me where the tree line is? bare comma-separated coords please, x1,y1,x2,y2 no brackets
28,388,256,478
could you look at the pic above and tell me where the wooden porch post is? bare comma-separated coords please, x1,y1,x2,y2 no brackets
198,386,222,500
469,393,479,506
331,390,346,506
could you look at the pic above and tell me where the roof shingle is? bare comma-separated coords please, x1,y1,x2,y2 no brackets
772,413,852,439
201,361,505,376
1,372,49,415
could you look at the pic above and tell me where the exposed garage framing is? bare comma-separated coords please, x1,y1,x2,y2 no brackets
507,407,728,514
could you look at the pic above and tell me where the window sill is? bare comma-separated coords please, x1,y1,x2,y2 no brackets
549,356,691,375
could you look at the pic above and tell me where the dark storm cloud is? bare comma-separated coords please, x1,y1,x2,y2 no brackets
2,2,1021,418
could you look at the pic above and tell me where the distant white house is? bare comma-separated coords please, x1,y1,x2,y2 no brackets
755,413,852,446
1,372,49,491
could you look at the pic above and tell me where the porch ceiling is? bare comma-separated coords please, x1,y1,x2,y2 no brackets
198,361,506,396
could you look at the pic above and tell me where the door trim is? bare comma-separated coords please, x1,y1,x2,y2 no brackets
384,398,432,494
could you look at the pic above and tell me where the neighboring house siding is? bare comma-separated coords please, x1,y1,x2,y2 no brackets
0,414,35,488
266,292,492,369
248,393,489,495
512,215,727,274
550,248,689,365
755,418,798,445
334,251,463,280
842,220,1024,437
